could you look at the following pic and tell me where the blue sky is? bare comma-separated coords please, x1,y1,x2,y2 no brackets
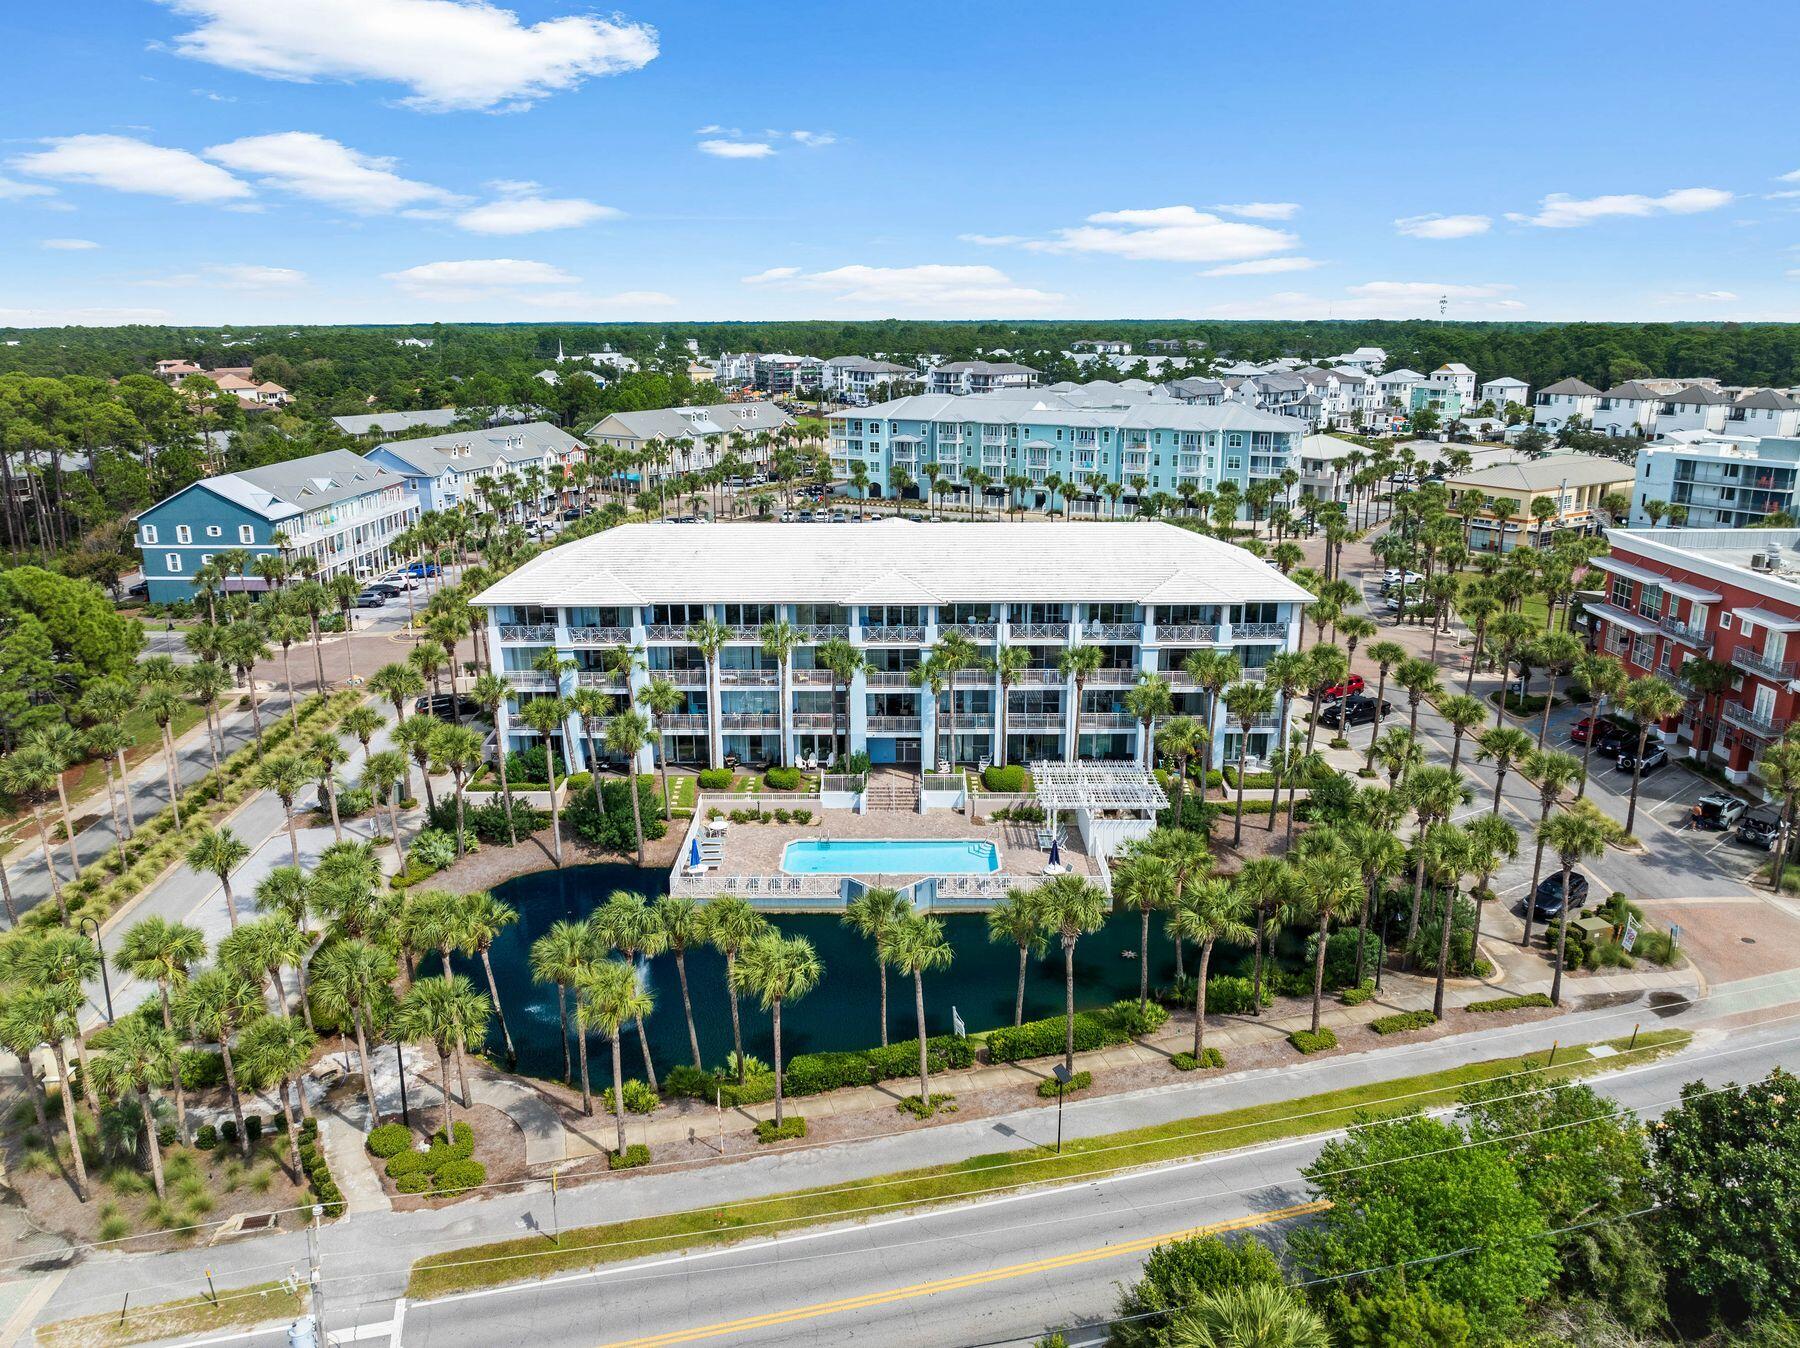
4,0,1796,327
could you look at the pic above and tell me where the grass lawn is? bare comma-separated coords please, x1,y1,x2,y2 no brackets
1,700,208,841
406,1028,1688,1299
665,774,697,812
37,1282,302,1348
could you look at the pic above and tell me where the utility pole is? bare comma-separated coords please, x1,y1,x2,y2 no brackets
306,1203,325,1337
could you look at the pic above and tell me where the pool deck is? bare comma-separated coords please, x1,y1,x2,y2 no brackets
672,802,1101,909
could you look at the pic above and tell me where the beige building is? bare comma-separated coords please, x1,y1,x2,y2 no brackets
1444,453,1633,552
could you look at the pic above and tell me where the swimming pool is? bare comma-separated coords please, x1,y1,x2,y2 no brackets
781,838,1001,875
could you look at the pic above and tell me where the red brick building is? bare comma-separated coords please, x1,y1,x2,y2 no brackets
1588,527,1800,786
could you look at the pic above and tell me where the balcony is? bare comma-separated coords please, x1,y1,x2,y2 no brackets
662,667,707,688
1084,621,1142,642
1155,623,1221,643
1078,711,1136,731
1659,616,1712,648
504,670,554,689
941,621,997,640
574,670,624,689
718,669,779,687
1011,622,1071,641
566,626,631,646
1091,666,1138,684
644,623,687,641
1013,667,1064,686
499,624,555,642
658,713,709,733
1722,702,1789,739
1005,711,1064,730
720,712,781,731
791,711,834,730
793,667,834,686
1233,622,1288,641
865,669,917,688
723,624,765,641
866,715,922,735
864,625,927,642
1121,455,1151,477
796,624,848,642
1730,648,1797,681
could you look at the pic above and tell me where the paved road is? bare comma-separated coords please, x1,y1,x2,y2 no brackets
31,971,1800,1345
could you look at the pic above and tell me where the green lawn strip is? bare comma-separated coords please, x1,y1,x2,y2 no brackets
405,1028,1688,1299
37,1280,303,1348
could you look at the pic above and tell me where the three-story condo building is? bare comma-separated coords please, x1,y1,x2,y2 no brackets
827,388,1301,514
472,521,1310,774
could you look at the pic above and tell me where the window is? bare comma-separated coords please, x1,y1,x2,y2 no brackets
238,524,255,544
205,525,222,538
1720,612,1734,631
140,524,158,544
165,553,183,573
1610,576,1632,609
176,525,192,544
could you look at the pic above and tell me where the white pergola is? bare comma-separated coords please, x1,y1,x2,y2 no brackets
1029,760,1168,854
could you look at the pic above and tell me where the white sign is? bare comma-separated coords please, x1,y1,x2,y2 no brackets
1621,914,1640,953
952,1006,966,1038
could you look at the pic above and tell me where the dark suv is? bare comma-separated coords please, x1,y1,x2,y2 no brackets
414,694,481,720
1531,872,1590,922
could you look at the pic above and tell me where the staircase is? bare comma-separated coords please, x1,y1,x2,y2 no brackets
864,768,921,812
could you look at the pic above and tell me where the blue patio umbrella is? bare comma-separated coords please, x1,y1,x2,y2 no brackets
1048,836,1061,867
689,837,701,867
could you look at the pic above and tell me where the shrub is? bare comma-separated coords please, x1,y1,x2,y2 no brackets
982,764,1026,793
773,808,791,824
1468,993,1553,1013
385,1150,428,1178
1037,1070,1092,1098
366,1123,413,1159
1370,1010,1438,1035
395,1171,432,1194
697,768,734,790
729,809,749,824
194,1123,218,1151
427,797,550,845
785,1035,973,1096
1171,1048,1225,1071
1105,999,1169,1037
609,1144,651,1170
987,1012,1113,1064
432,1120,475,1158
763,766,802,791
221,1119,239,1145
994,802,1046,824
1306,928,1385,991
601,1080,661,1115
1407,895,1484,977
1289,1028,1338,1055
504,745,555,786
245,1116,263,1142
406,828,457,875
1197,975,1274,1016
792,808,812,825
896,1093,957,1118
1340,981,1376,1006
334,786,375,819
433,1159,486,1196
179,1049,226,1089
755,1116,807,1143
564,775,667,852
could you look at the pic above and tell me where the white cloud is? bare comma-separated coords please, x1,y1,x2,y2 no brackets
1657,290,1739,303
384,257,579,299
1780,169,1800,183
41,238,100,250
1201,257,1320,277
210,264,306,288
156,0,658,112
0,175,58,201
11,134,250,204
455,194,618,234
1027,205,1298,263
958,233,1027,247
0,306,174,327
1506,187,1733,228
206,132,456,212
1213,202,1299,221
698,139,776,160
790,130,836,147
1395,213,1492,240
743,263,1063,315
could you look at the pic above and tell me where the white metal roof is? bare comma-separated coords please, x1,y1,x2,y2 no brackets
474,521,1317,609
1029,760,1169,813
1735,607,1800,632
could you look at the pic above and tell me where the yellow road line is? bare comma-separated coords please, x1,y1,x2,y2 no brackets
597,1199,1330,1347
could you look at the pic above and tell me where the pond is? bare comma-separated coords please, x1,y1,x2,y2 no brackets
456,863,1294,1082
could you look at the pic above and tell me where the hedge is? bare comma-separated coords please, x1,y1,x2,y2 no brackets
179,1048,226,1089
1370,1010,1438,1035
763,766,802,791
602,1080,660,1115
663,1035,976,1104
981,764,1026,793
1161,975,1273,1016
985,1001,1168,1065
1468,993,1553,1013
609,1144,651,1170
1037,1070,1093,1098
755,1116,807,1144
1172,1048,1225,1071
296,1117,343,1217
1289,1028,1338,1055
696,768,734,790
1340,982,1376,1007
433,1159,486,1195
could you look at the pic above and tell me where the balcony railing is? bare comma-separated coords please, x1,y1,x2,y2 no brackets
1730,648,1797,681
1011,622,1070,641
1005,712,1065,730
1155,623,1221,643
864,669,916,688
791,711,834,730
1084,622,1142,642
644,623,687,641
1723,702,1789,739
718,669,779,687
663,667,707,687
723,624,764,640
1078,712,1136,730
1659,616,1712,647
720,713,781,731
1091,666,1138,684
866,715,922,734
499,624,555,642
1013,667,1064,686
792,668,833,686
796,624,848,641
566,626,631,646
864,625,926,642
658,713,709,733
574,670,624,688
941,621,997,640
504,670,554,689
1233,622,1289,641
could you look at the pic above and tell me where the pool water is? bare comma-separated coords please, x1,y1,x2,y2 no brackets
782,838,1000,875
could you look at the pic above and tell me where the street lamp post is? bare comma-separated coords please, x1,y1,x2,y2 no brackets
1052,1063,1072,1154
78,917,114,1024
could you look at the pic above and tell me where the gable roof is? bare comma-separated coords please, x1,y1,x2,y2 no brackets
1736,388,1800,411
1540,377,1603,397
586,402,794,442
373,422,583,478
332,408,461,435
1602,381,1662,400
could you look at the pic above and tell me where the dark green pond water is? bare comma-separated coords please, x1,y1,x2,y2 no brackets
458,864,1294,1082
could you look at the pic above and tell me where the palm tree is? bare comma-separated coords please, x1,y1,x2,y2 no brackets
882,913,953,1108
1034,873,1109,1072
428,722,486,857
1126,673,1174,773
11,988,88,1199
464,674,518,846
1182,650,1241,792
1541,803,1613,1005
1167,878,1253,1058
1166,1282,1331,1348
174,967,261,1158
369,661,426,737
1436,692,1487,773
1488,610,1537,726
605,712,653,865
573,959,645,1152
1342,821,1404,988
986,888,1047,1026
0,748,69,922
1519,749,1585,945
519,697,570,867
0,994,60,1186
307,732,351,845
593,891,666,1091
182,661,233,779
239,1014,319,1178
816,637,866,767
25,724,85,881
655,897,707,1070
1530,631,1585,747
731,934,822,1127
221,913,305,1016
395,975,490,1140
464,891,519,1066
267,610,311,731
395,714,442,814
842,886,907,1047
290,579,332,692
1220,682,1274,845
1156,717,1203,825
686,619,731,767
1420,822,1476,1018
1394,657,1441,738
313,939,396,1127
988,644,1031,766
1114,847,1176,1009
703,895,768,1083
1399,765,1472,946
341,705,385,762
531,919,597,1089
1475,725,1535,815
1059,644,1105,762
639,678,683,821
78,677,140,848
186,826,251,931
759,620,801,767
135,680,188,830
114,916,205,1141
1620,678,1684,836
1362,640,1407,771
1295,848,1363,1033
362,749,409,867
1571,654,1627,800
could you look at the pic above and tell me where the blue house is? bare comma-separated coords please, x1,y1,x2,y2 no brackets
134,450,419,604
365,421,584,514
